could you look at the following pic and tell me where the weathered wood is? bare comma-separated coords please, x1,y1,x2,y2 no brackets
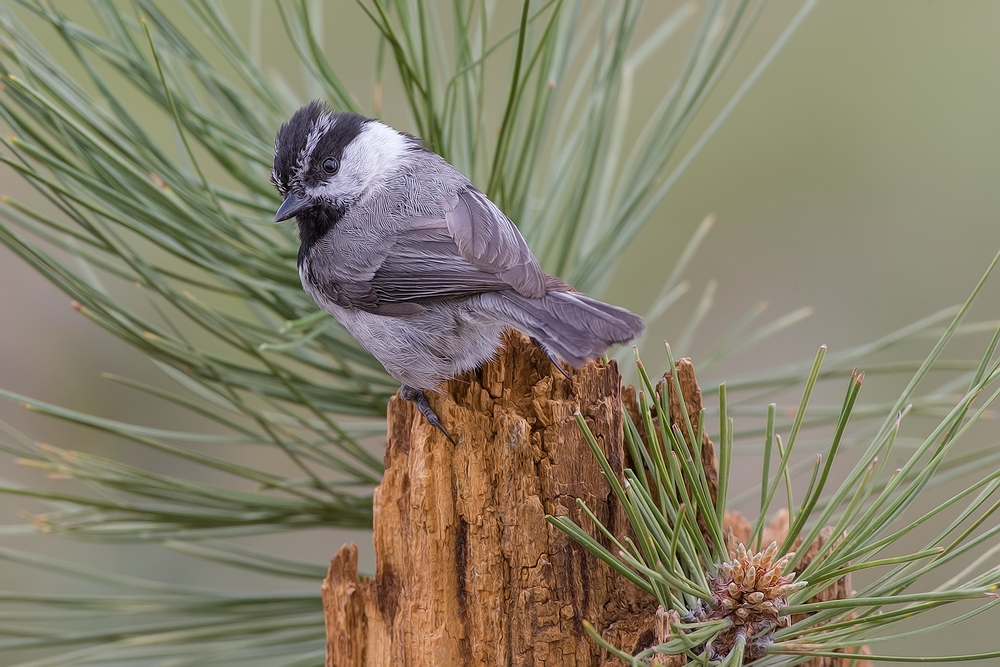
322,339,870,666
663,358,718,506
323,332,653,666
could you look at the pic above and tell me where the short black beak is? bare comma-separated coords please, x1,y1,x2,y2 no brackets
274,194,312,222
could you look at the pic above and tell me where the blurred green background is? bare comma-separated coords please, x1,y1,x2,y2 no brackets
2,0,999,662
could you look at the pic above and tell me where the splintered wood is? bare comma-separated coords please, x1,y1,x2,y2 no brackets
323,332,654,667
322,338,870,666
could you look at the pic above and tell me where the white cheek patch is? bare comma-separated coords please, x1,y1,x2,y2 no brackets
304,181,339,201
298,120,409,204
343,122,409,193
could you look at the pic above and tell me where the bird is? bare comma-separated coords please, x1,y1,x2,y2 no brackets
271,101,644,440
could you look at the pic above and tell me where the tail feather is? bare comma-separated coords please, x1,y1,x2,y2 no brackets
489,290,645,368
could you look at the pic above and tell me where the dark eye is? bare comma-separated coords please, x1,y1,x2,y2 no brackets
322,158,340,174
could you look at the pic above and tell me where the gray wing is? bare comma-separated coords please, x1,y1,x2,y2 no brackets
442,187,547,299
307,187,554,316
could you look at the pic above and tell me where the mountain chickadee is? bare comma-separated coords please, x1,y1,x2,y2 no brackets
272,102,644,440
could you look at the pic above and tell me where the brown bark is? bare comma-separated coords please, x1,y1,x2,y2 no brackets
323,332,655,666
663,358,719,506
321,337,870,666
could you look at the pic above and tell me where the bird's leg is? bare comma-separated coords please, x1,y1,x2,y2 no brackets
400,385,455,443
530,337,572,381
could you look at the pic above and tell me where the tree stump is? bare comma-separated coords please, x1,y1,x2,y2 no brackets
322,331,656,666
321,333,871,666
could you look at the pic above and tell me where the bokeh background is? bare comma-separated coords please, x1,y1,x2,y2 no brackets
2,0,999,662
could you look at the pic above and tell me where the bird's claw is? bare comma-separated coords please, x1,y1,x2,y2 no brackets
530,337,572,381
400,385,455,444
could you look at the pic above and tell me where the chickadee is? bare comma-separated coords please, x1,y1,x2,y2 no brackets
272,101,644,439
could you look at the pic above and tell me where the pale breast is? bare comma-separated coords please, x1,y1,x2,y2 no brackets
302,274,505,389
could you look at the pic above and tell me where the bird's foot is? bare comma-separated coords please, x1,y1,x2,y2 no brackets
530,337,572,381
400,385,455,444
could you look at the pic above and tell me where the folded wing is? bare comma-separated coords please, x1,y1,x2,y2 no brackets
309,186,554,315
443,187,547,299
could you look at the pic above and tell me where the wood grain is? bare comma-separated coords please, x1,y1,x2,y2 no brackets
323,332,654,666
322,338,869,666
